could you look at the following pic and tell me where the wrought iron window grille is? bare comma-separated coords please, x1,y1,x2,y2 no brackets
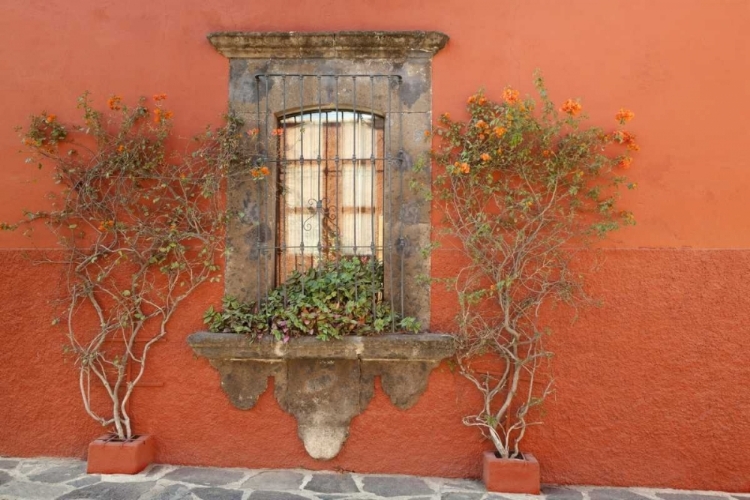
242,73,411,331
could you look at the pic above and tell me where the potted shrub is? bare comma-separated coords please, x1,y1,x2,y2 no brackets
4,93,251,473
432,75,639,493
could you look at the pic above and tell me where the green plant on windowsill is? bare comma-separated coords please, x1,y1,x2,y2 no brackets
204,256,420,341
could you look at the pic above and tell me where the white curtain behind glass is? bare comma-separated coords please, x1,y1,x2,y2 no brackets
339,114,378,255
283,121,322,254
282,112,382,261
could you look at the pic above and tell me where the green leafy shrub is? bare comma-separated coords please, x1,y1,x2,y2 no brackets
204,257,419,341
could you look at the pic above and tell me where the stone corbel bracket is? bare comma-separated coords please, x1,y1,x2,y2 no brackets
187,332,455,460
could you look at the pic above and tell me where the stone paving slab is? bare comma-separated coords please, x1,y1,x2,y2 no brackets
657,495,730,500
0,481,73,500
161,468,246,488
590,490,653,500
360,476,436,497
241,471,305,491
0,456,746,500
28,464,87,485
304,474,359,494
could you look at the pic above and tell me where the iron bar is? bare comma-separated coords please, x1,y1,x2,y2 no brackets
387,75,395,331
397,77,405,318
317,76,323,267
370,76,377,320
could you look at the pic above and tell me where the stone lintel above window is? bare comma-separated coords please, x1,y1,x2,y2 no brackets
207,31,449,61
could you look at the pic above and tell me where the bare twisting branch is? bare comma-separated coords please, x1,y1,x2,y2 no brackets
5,93,256,439
432,75,637,458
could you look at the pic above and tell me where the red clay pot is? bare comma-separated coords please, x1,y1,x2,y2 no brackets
482,450,540,494
87,434,155,474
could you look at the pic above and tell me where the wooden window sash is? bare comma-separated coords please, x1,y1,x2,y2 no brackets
277,114,384,284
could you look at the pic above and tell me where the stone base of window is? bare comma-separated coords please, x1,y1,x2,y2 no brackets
187,332,455,460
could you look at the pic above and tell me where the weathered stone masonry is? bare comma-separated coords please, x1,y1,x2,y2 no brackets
188,333,455,460
193,31,452,461
216,31,448,328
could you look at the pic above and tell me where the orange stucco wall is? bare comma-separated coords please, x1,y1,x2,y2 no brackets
1,0,749,492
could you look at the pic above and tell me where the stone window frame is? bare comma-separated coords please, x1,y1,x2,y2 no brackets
212,31,449,329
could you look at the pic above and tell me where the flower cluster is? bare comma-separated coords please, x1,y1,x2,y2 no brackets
97,220,115,231
107,93,174,124
502,87,520,104
468,94,487,106
435,75,639,237
250,165,270,179
616,108,635,124
153,108,174,124
451,161,471,174
151,94,173,124
107,95,122,111
439,85,640,186
560,98,582,116
612,130,639,151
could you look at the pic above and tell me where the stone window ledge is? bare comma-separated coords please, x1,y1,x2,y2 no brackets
187,332,454,360
187,332,455,460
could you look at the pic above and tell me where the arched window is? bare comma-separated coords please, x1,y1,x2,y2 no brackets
277,110,385,282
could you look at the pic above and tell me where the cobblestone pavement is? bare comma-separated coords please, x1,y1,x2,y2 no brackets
0,457,746,500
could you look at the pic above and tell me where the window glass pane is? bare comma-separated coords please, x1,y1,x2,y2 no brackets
339,116,374,159
278,111,382,274
340,213,375,255
283,121,323,160
284,165,321,209
341,163,374,208
285,212,321,254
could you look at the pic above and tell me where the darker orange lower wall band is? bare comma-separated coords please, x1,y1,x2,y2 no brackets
2,249,748,491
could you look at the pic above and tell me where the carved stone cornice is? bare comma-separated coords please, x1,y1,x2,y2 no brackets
207,31,449,60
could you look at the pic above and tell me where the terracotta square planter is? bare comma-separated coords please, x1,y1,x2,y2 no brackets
87,434,155,474
482,450,540,494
